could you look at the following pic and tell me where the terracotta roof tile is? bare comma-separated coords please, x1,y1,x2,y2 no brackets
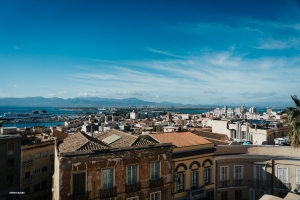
59,132,110,152
94,129,137,148
192,130,228,141
150,132,211,147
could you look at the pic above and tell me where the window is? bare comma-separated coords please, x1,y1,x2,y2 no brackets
7,176,13,188
191,170,198,189
241,131,246,139
24,155,31,161
7,142,14,155
176,173,184,192
24,187,30,194
73,173,86,195
42,151,48,157
35,153,41,159
25,172,30,179
51,164,54,171
150,191,161,200
127,197,139,200
234,165,243,179
296,168,300,186
128,165,138,184
254,165,265,181
277,167,289,188
42,180,47,190
151,161,160,180
42,166,47,172
34,183,40,192
204,167,211,185
7,158,14,168
221,191,228,200
235,190,242,200
220,166,229,180
34,168,41,175
102,169,114,189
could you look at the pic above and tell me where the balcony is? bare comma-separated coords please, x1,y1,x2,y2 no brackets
24,160,33,167
149,177,164,188
100,186,117,199
219,180,230,188
249,179,271,189
7,166,14,172
23,177,32,185
277,182,291,190
233,179,244,186
70,192,89,200
125,182,141,193
20,188,52,200
189,187,206,200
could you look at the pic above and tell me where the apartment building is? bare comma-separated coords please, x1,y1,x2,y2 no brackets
150,132,215,200
0,134,22,200
20,134,55,200
52,130,173,200
214,145,300,200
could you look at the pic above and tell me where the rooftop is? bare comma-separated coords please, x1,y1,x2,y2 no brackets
150,132,211,147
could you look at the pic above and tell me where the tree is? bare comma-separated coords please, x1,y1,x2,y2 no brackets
284,95,300,148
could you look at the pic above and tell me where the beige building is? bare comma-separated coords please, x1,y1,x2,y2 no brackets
211,120,291,145
21,134,55,200
214,145,300,200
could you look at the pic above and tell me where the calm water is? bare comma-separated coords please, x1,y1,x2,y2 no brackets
3,121,65,128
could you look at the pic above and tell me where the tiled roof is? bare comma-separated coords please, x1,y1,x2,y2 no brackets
204,138,231,146
95,129,137,148
59,132,110,152
192,130,228,141
150,132,211,147
132,135,159,146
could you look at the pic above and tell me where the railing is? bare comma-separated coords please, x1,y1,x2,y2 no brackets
233,179,244,186
189,187,206,200
23,177,32,185
100,186,117,199
219,180,230,188
248,179,271,189
24,160,33,167
20,188,52,200
70,192,89,200
125,182,141,193
149,177,164,188
277,182,291,190
7,166,14,171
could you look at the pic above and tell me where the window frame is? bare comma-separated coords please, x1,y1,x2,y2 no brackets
42,151,48,157
234,165,243,180
127,164,138,185
190,170,198,189
42,166,48,172
220,166,229,181
204,167,211,185
150,161,160,180
126,197,139,200
35,152,41,159
296,168,300,185
34,168,41,175
277,166,289,183
150,191,161,200
72,172,86,196
102,168,114,189
253,164,266,180
176,173,185,192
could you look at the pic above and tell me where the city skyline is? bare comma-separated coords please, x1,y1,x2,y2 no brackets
1,0,300,105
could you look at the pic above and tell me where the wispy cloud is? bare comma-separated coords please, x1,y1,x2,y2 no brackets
7,85,17,87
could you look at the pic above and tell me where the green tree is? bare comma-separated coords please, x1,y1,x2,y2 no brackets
284,95,300,148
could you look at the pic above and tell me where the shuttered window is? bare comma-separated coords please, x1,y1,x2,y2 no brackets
151,162,160,180
128,165,137,184
73,173,86,195
103,169,113,189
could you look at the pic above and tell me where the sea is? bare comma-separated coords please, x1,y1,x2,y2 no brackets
0,106,284,128
0,106,99,128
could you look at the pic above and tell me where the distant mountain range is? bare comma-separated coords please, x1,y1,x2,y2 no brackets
0,97,293,108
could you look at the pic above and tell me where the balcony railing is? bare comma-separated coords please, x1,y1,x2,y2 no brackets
125,182,141,193
189,187,206,200
149,177,164,188
7,166,14,171
100,186,117,199
24,160,33,167
277,182,291,190
233,179,244,186
20,188,52,200
248,179,271,189
23,177,32,185
70,192,89,200
219,180,230,188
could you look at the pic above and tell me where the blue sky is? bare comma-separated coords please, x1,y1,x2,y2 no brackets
0,0,300,105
